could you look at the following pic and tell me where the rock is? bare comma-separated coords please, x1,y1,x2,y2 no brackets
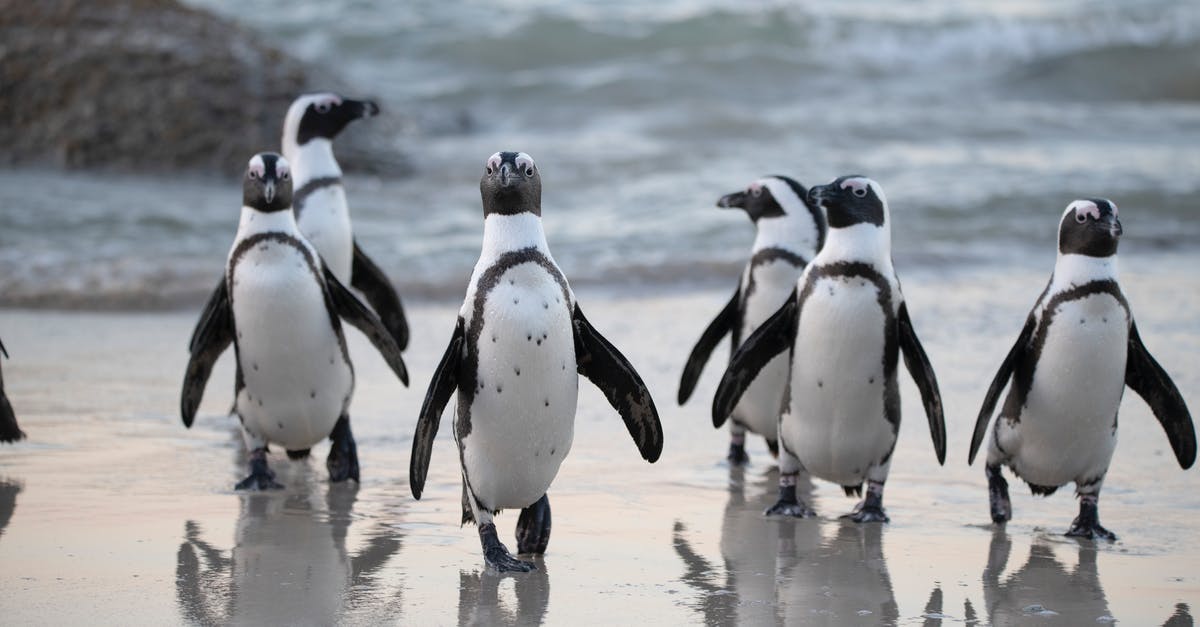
0,0,406,176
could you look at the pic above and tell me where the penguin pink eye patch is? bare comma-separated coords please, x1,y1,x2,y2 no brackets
748,181,764,196
247,156,265,179
1069,200,1101,222
840,178,870,197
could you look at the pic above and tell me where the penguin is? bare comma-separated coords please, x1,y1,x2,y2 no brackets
409,152,663,572
678,175,825,465
713,175,946,521
281,93,409,351
181,152,408,490
968,199,1195,540
0,337,25,443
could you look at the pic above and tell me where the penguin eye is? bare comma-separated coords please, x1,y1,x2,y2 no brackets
1075,212,1088,224
524,166,534,176
280,170,290,180
486,166,494,175
853,188,867,198
315,102,331,114
751,187,763,198
248,170,259,180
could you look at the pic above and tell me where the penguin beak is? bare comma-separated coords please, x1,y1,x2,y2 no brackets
807,184,831,208
263,180,276,204
717,191,746,210
499,162,516,187
346,99,380,119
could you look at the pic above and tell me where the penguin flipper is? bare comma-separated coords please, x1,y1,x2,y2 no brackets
712,291,797,429
897,302,946,465
181,279,235,428
411,317,464,500
0,354,24,443
1125,321,1196,469
323,266,409,386
678,285,740,405
351,240,410,351
969,315,1035,465
572,304,664,463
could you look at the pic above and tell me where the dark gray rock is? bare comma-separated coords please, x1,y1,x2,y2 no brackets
0,0,407,176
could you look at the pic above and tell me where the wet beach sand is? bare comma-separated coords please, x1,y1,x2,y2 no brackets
0,256,1197,625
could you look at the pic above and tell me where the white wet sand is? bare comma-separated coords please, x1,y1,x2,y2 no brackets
0,256,1197,625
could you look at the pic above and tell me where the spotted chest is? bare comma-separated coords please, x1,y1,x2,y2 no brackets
456,259,579,510
783,269,898,484
229,238,352,450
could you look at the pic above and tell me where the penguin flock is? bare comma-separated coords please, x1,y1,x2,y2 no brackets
0,92,1194,574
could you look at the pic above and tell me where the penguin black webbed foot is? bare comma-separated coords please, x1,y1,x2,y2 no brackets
236,451,283,491
986,464,1012,524
842,502,890,524
1065,500,1116,542
726,441,750,466
516,494,552,555
480,523,535,573
763,484,815,518
326,416,360,483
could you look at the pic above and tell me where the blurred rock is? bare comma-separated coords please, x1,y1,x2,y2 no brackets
0,0,408,177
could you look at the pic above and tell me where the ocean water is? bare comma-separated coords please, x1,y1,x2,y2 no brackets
2,0,1199,307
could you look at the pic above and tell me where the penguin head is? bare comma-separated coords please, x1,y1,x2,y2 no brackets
480,152,542,216
243,153,293,212
807,175,887,229
283,93,380,147
719,175,827,251
1058,199,1122,257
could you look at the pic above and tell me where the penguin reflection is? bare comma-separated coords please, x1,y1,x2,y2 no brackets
175,485,401,624
673,472,905,624
981,530,1110,625
775,520,900,624
0,478,21,539
672,468,798,623
457,561,550,626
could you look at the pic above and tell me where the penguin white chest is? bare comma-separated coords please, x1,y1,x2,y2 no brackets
231,242,352,450
785,275,893,484
732,259,804,437
296,186,353,284
1009,293,1127,484
458,262,578,510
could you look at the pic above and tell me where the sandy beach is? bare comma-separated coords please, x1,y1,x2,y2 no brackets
0,255,1196,625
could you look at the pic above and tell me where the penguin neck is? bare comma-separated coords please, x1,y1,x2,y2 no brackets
285,139,342,185
816,223,891,265
752,213,821,260
237,205,301,239
1052,252,1118,288
480,213,550,260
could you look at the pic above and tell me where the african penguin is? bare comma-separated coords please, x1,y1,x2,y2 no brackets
410,152,663,572
968,199,1195,540
714,175,946,522
281,93,409,351
0,337,25,443
678,175,825,465
181,152,408,490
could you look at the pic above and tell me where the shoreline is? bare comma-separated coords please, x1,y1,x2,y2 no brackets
0,262,1197,624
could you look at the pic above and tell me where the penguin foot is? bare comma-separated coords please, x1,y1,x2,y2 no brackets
727,441,750,466
1065,501,1116,541
235,450,283,491
480,523,535,573
326,416,360,483
842,503,890,524
516,494,552,555
986,464,1012,523
763,484,814,518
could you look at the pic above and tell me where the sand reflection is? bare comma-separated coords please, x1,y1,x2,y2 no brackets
673,469,927,625
175,481,402,624
457,560,550,625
